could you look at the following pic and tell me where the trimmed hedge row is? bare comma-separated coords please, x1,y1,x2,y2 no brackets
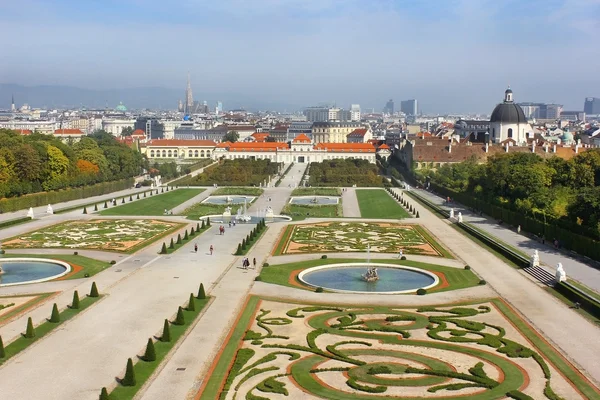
0,178,134,213
0,216,31,230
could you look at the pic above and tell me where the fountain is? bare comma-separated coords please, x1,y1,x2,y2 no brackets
222,206,232,219
226,196,233,203
0,258,71,286
46,204,54,215
27,207,35,219
235,199,251,223
362,245,379,282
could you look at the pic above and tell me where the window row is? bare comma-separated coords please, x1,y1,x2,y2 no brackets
149,149,212,158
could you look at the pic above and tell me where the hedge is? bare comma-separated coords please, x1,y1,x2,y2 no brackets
0,216,31,230
0,178,134,213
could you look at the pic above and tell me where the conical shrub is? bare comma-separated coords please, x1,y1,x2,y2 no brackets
129,195,133,201
103,201,108,209
0,335,5,358
83,207,87,214
24,317,35,338
197,283,206,299
49,303,60,323
137,193,140,199
89,281,99,298
190,227,195,236
99,387,109,400
160,242,168,254
169,238,174,249
94,204,98,211
161,188,164,193
235,243,243,255
142,338,156,362
144,192,147,197
416,211,420,218
200,221,205,229
173,306,185,325
184,230,188,240
176,234,182,244
206,217,211,227
121,358,136,386
187,293,195,311
71,290,80,309
241,239,246,250
160,319,171,342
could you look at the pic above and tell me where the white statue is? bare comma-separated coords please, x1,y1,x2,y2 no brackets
405,184,411,191
265,206,274,218
449,208,455,219
222,206,232,217
457,212,463,223
555,263,566,283
530,250,540,268
27,207,35,219
46,204,54,215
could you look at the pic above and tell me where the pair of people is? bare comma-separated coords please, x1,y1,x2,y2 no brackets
242,257,257,270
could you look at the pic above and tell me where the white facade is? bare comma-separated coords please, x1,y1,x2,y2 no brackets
350,104,361,121
0,119,58,134
102,118,136,135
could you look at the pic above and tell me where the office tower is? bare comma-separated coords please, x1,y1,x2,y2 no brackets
400,99,418,115
584,97,600,115
384,99,394,114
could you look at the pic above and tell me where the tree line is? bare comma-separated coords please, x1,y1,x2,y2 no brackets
308,159,384,187
177,158,280,186
418,150,600,238
0,129,146,199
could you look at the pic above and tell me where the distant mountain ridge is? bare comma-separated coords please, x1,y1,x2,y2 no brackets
0,83,301,112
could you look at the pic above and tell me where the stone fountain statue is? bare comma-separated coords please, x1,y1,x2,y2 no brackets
530,250,540,268
27,207,35,219
226,196,233,203
362,244,380,282
46,204,54,215
555,263,566,283
265,206,274,219
222,206,232,218
457,212,463,223
449,208,455,219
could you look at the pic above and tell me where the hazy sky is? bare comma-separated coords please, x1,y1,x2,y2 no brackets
1,0,599,113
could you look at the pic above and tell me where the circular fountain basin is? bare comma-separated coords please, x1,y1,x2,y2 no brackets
0,258,71,287
289,196,340,205
201,196,256,205
199,215,292,224
298,263,438,294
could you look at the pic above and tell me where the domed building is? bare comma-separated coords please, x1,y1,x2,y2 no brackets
489,88,531,144
115,102,127,112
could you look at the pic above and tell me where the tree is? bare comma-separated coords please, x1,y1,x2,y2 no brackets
160,319,171,342
99,387,109,400
46,145,70,179
187,293,196,311
142,338,156,362
173,306,185,325
24,317,35,338
89,282,99,297
14,144,43,181
223,130,240,143
169,238,175,249
0,335,5,358
121,358,136,386
70,290,80,309
121,127,134,136
49,303,60,323
197,283,206,299
176,234,182,244
160,242,168,254
76,159,100,175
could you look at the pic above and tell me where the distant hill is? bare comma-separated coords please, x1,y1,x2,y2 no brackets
0,83,301,112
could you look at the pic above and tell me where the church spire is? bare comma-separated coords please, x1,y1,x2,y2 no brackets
504,86,513,103
11,94,15,111
185,72,194,115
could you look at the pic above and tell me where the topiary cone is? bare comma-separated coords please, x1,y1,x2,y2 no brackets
129,195,133,201
71,290,80,309
0,335,4,358
99,387,109,400
235,243,243,255
184,230,188,240
197,283,206,299
121,198,125,204
104,201,108,209
94,204,98,211
187,293,195,311
121,358,136,386
142,338,156,362
169,238,174,249
160,319,171,342
160,242,168,254
241,239,246,249
89,281,99,298
136,193,140,199
173,306,185,325
83,207,87,214
206,217,211,227
49,303,60,323
176,234,182,244
144,192,147,197
190,227,195,236
200,221,204,230
24,317,35,338
416,211,420,218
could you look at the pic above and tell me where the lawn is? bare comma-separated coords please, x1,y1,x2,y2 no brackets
108,297,211,400
0,293,102,366
280,203,342,221
291,188,341,196
0,293,56,324
99,189,204,216
212,187,264,196
0,254,111,280
356,189,411,219
258,258,479,293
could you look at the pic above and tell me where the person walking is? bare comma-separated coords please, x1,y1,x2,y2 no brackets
209,245,214,255
194,243,198,253
253,257,257,269
398,249,403,259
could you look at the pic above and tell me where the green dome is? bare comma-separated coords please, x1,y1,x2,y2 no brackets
115,102,127,112
561,131,573,142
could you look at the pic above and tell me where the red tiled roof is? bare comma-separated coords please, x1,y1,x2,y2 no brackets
147,139,216,147
292,134,311,143
314,143,376,153
54,129,83,135
378,144,390,150
347,128,367,137
132,129,145,137
228,142,288,152
13,129,32,135
251,133,270,142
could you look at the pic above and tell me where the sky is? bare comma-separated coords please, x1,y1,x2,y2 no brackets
1,0,599,113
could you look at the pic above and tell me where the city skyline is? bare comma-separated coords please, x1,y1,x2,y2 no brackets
1,0,599,113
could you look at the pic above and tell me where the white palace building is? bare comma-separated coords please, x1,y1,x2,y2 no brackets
141,134,390,164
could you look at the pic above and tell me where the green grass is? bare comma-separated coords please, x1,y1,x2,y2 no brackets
0,293,56,323
258,258,479,293
236,226,268,256
413,225,454,259
356,189,411,219
291,188,341,196
0,295,102,365
198,296,260,400
280,203,342,221
183,201,255,220
99,189,204,216
0,253,111,280
158,224,210,254
109,297,211,400
212,187,264,196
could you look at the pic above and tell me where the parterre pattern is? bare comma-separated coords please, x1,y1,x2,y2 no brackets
208,298,590,400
